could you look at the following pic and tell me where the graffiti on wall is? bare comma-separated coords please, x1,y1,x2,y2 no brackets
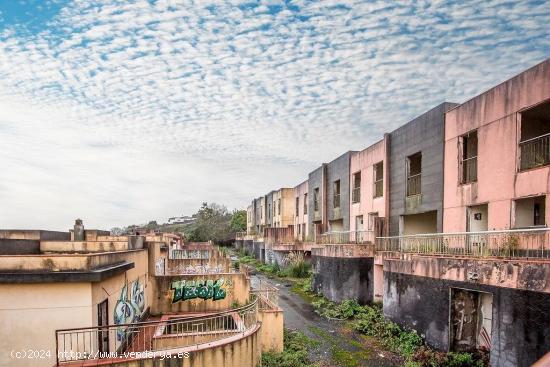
114,279,145,341
170,278,230,303
155,258,165,275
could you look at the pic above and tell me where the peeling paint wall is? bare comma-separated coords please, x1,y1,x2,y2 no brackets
444,59,550,232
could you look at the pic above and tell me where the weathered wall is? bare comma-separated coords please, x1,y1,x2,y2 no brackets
0,282,93,367
444,59,550,232
308,165,324,236
326,151,355,231
266,191,274,228
153,273,250,314
253,240,264,261
349,137,388,233
389,102,458,235
98,324,261,367
383,271,550,367
258,309,284,352
312,254,374,304
0,239,40,255
293,180,309,240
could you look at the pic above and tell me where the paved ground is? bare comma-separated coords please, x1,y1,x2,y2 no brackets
250,272,403,367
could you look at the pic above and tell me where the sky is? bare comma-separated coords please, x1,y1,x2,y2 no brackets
0,0,548,230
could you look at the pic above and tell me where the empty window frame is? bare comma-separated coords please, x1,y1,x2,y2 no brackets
514,195,546,228
352,172,361,203
314,188,320,212
519,101,550,171
373,162,383,198
460,131,478,183
333,180,341,208
295,197,299,216
406,153,422,196
303,193,308,214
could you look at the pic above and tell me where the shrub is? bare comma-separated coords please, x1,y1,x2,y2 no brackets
261,330,315,367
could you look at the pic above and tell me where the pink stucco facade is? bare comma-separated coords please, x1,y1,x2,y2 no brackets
443,59,550,232
293,180,309,241
349,135,389,236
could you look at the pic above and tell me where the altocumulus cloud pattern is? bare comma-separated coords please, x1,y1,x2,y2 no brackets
0,0,548,229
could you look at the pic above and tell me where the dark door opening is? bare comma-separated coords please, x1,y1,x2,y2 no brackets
98,299,109,353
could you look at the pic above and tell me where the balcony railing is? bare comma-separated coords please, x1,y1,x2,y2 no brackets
520,133,550,171
375,228,550,259
352,187,361,203
235,231,246,240
333,194,340,208
170,249,210,260
407,173,421,196
55,298,259,365
374,180,383,198
462,156,477,183
317,230,374,244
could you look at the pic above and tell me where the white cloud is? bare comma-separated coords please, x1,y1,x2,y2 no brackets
0,0,548,229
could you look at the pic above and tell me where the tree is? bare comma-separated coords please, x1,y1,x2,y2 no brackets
230,210,247,232
185,202,233,243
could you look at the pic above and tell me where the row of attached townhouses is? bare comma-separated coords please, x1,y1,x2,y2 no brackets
236,59,550,367
0,220,283,367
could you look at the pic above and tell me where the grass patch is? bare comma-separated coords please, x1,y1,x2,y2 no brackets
261,329,319,367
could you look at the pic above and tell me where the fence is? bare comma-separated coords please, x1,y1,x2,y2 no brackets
251,280,279,310
407,173,421,196
316,230,375,244
375,228,550,259
55,298,259,365
519,133,550,171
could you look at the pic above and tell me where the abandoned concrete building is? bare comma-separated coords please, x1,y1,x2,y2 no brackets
236,59,550,367
0,221,283,367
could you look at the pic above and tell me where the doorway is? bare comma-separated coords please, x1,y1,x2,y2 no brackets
98,299,109,353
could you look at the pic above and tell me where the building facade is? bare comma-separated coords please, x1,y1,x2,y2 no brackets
444,59,550,232
388,102,458,236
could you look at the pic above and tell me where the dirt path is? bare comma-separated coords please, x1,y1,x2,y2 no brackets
250,272,404,367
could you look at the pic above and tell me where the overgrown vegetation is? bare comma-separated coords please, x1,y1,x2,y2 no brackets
236,250,311,279
308,296,487,367
261,329,318,367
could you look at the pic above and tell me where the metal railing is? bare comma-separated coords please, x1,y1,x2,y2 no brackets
170,249,210,260
407,173,421,196
55,298,258,365
461,156,477,183
352,187,361,203
317,230,374,244
520,133,550,171
251,280,279,309
157,264,235,276
375,228,550,259
235,231,246,240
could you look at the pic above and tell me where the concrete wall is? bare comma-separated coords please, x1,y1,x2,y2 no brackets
383,271,550,367
258,308,284,352
272,188,294,228
311,245,375,304
0,282,93,367
326,151,355,231
308,165,324,238
153,273,250,314
389,102,458,235
96,324,261,367
444,59,550,232
383,255,550,366
349,137,388,234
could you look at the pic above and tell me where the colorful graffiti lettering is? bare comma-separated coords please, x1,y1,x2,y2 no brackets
114,279,145,341
171,278,227,303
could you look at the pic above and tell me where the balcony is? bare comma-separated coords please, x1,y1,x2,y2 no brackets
333,193,341,208
519,133,550,171
55,299,260,365
461,156,477,183
374,180,383,198
352,187,361,203
406,173,421,196
375,228,550,259
316,230,374,244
